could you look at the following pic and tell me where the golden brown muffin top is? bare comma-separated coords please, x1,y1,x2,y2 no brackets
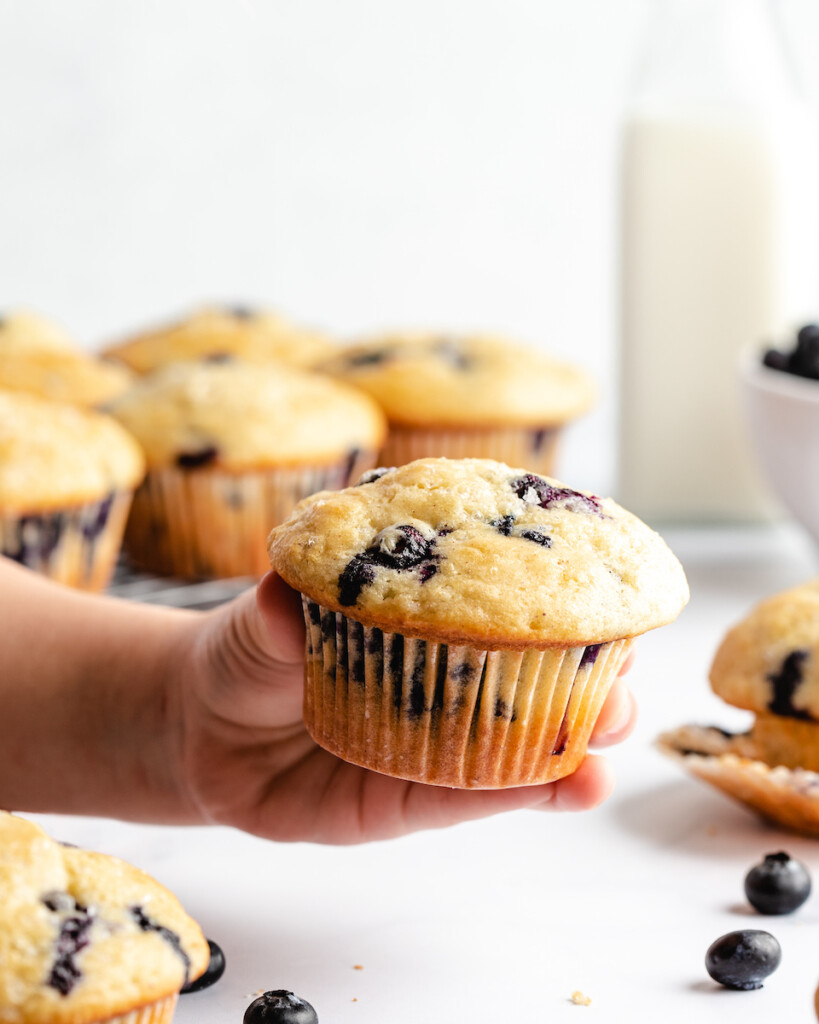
0,311,77,354
0,350,132,409
268,458,689,648
0,391,145,511
105,359,386,470
102,305,336,373
316,332,596,427
710,579,819,720
0,812,209,1024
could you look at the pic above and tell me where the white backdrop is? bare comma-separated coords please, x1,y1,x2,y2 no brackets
2,0,819,496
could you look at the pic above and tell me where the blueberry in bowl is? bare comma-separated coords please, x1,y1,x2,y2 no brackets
741,331,819,547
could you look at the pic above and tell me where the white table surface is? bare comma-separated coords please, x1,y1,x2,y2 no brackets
26,525,819,1024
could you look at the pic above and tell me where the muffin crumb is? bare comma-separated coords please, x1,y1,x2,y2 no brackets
571,990,592,1006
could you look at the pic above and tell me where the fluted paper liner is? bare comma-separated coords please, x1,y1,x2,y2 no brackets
106,994,178,1024
302,597,632,788
380,424,562,476
0,491,132,591
659,724,819,837
124,451,377,579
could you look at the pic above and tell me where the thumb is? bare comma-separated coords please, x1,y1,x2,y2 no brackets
255,571,306,665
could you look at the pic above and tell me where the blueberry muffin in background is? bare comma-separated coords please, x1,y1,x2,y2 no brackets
315,332,596,476
0,390,145,590
659,579,819,836
0,310,77,353
0,310,132,409
101,305,336,374
106,359,386,579
267,457,689,788
0,811,209,1024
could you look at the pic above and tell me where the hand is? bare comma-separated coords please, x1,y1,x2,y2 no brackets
174,573,638,845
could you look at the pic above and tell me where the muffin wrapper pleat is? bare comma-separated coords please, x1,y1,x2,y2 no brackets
301,597,632,788
379,424,562,476
124,452,377,579
104,994,178,1024
659,724,819,837
0,491,132,592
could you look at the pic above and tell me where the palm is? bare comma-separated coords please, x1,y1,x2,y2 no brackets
178,573,634,845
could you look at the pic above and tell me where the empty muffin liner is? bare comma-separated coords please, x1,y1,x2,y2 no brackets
0,491,133,591
379,424,562,476
106,994,178,1024
301,597,632,788
658,724,819,837
123,452,378,579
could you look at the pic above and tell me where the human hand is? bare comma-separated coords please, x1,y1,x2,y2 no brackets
174,573,638,845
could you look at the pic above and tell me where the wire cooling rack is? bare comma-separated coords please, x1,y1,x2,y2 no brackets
106,559,255,610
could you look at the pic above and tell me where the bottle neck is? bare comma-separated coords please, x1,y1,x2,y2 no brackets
632,0,802,110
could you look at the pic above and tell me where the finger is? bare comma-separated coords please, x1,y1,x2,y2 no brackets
588,678,638,749
393,753,615,838
255,571,305,664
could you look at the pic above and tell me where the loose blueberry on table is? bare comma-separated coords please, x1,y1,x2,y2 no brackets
744,852,811,915
705,930,781,990
243,990,318,1023
180,938,226,993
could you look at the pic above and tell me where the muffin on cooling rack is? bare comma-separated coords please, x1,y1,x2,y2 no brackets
102,305,335,373
0,390,145,590
0,309,132,408
660,578,819,836
106,358,386,579
268,457,688,788
315,332,595,475
0,811,209,1024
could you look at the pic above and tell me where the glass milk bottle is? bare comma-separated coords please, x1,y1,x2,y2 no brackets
618,0,819,523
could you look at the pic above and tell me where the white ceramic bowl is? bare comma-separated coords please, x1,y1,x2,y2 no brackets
741,350,819,545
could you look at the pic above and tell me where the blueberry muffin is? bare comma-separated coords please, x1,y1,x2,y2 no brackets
0,310,77,353
659,579,819,835
0,310,133,408
0,811,209,1024
315,332,596,475
106,359,386,579
268,458,688,788
0,391,145,590
102,305,335,373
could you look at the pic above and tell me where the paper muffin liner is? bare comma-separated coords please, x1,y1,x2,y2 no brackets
658,724,819,837
379,423,563,476
103,994,178,1024
301,597,633,788
124,451,377,579
0,491,132,591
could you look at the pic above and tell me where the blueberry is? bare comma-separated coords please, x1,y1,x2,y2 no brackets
766,650,811,720
790,323,819,379
337,525,437,606
762,348,791,372
181,938,226,994
130,905,191,988
744,852,811,915
227,305,255,319
243,990,318,1024
176,446,219,469
705,929,781,990
356,467,394,485
43,898,95,996
510,474,603,516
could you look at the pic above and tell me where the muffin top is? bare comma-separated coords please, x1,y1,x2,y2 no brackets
0,350,132,408
316,332,596,427
0,391,145,511
0,311,77,354
105,359,386,470
102,305,336,373
0,812,209,1024
710,579,819,720
268,458,689,647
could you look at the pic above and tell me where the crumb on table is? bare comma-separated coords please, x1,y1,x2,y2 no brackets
571,990,592,1006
